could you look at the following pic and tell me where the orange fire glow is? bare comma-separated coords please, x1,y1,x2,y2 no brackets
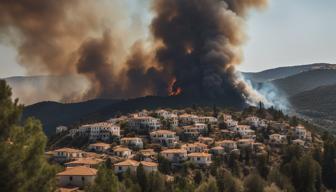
168,77,182,96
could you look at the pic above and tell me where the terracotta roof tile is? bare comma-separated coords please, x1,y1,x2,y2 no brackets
57,166,97,176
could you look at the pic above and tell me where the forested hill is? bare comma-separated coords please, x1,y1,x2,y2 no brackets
291,84,336,120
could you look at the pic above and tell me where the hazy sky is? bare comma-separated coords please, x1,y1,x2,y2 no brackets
0,0,335,78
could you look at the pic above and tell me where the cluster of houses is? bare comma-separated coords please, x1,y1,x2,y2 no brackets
53,109,314,190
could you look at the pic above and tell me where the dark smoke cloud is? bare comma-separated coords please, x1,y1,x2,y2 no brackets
0,0,269,106
150,0,267,103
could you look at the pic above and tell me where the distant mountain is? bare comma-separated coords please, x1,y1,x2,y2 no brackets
270,69,336,96
243,63,336,83
291,84,336,118
290,84,336,131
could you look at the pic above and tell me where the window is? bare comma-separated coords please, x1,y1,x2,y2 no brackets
82,176,85,181
69,176,73,181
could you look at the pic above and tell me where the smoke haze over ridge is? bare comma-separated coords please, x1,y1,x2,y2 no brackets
0,0,270,107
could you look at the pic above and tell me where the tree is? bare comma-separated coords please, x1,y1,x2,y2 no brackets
244,173,266,192
0,80,56,192
267,168,294,192
158,155,171,174
194,170,203,185
195,178,219,192
136,164,147,192
88,164,121,192
256,154,269,178
297,155,321,192
322,139,336,190
220,172,243,192
146,172,166,192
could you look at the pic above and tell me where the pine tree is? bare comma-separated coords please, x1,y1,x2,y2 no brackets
194,170,203,185
136,164,147,192
87,163,121,192
244,173,266,192
195,177,218,192
146,172,166,192
322,139,336,189
0,80,56,192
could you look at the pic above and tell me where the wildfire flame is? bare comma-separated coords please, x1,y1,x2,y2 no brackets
168,77,182,96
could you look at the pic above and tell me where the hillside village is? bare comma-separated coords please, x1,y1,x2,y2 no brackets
48,107,321,191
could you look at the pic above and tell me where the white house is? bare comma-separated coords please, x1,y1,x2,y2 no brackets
160,149,188,162
114,160,158,173
216,140,237,152
294,125,312,141
226,120,238,128
127,116,161,132
181,142,208,153
269,134,287,145
53,148,84,162
114,159,139,173
178,114,199,125
112,146,132,159
139,161,159,172
120,137,144,149
138,149,157,161
232,125,256,140
245,116,260,127
150,130,179,147
56,126,68,134
88,142,111,152
183,123,207,137
56,166,97,188
188,152,212,166
79,122,120,141
156,109,179,129
197,116,218,125
69,129,79,137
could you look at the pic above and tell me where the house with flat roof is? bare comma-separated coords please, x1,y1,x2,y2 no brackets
112,146,132,159
188,152,212,166
88,142,111,152
120,137,143,149
160,149,188,163
150,130,179,147
53,148,84,162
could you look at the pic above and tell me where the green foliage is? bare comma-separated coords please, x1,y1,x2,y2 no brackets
146,172,166,192
282,155,321,192
244,173,266,192
267,168,294,192
136,164,147,191
256,154,269,178
0,80,56,192
88,164,120,192
218,171,243,192
194,170,203,185
321,137,336,189
195,177,218,192
158,155,172,174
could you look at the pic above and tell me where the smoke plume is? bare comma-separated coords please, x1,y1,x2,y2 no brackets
0,0,270,107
